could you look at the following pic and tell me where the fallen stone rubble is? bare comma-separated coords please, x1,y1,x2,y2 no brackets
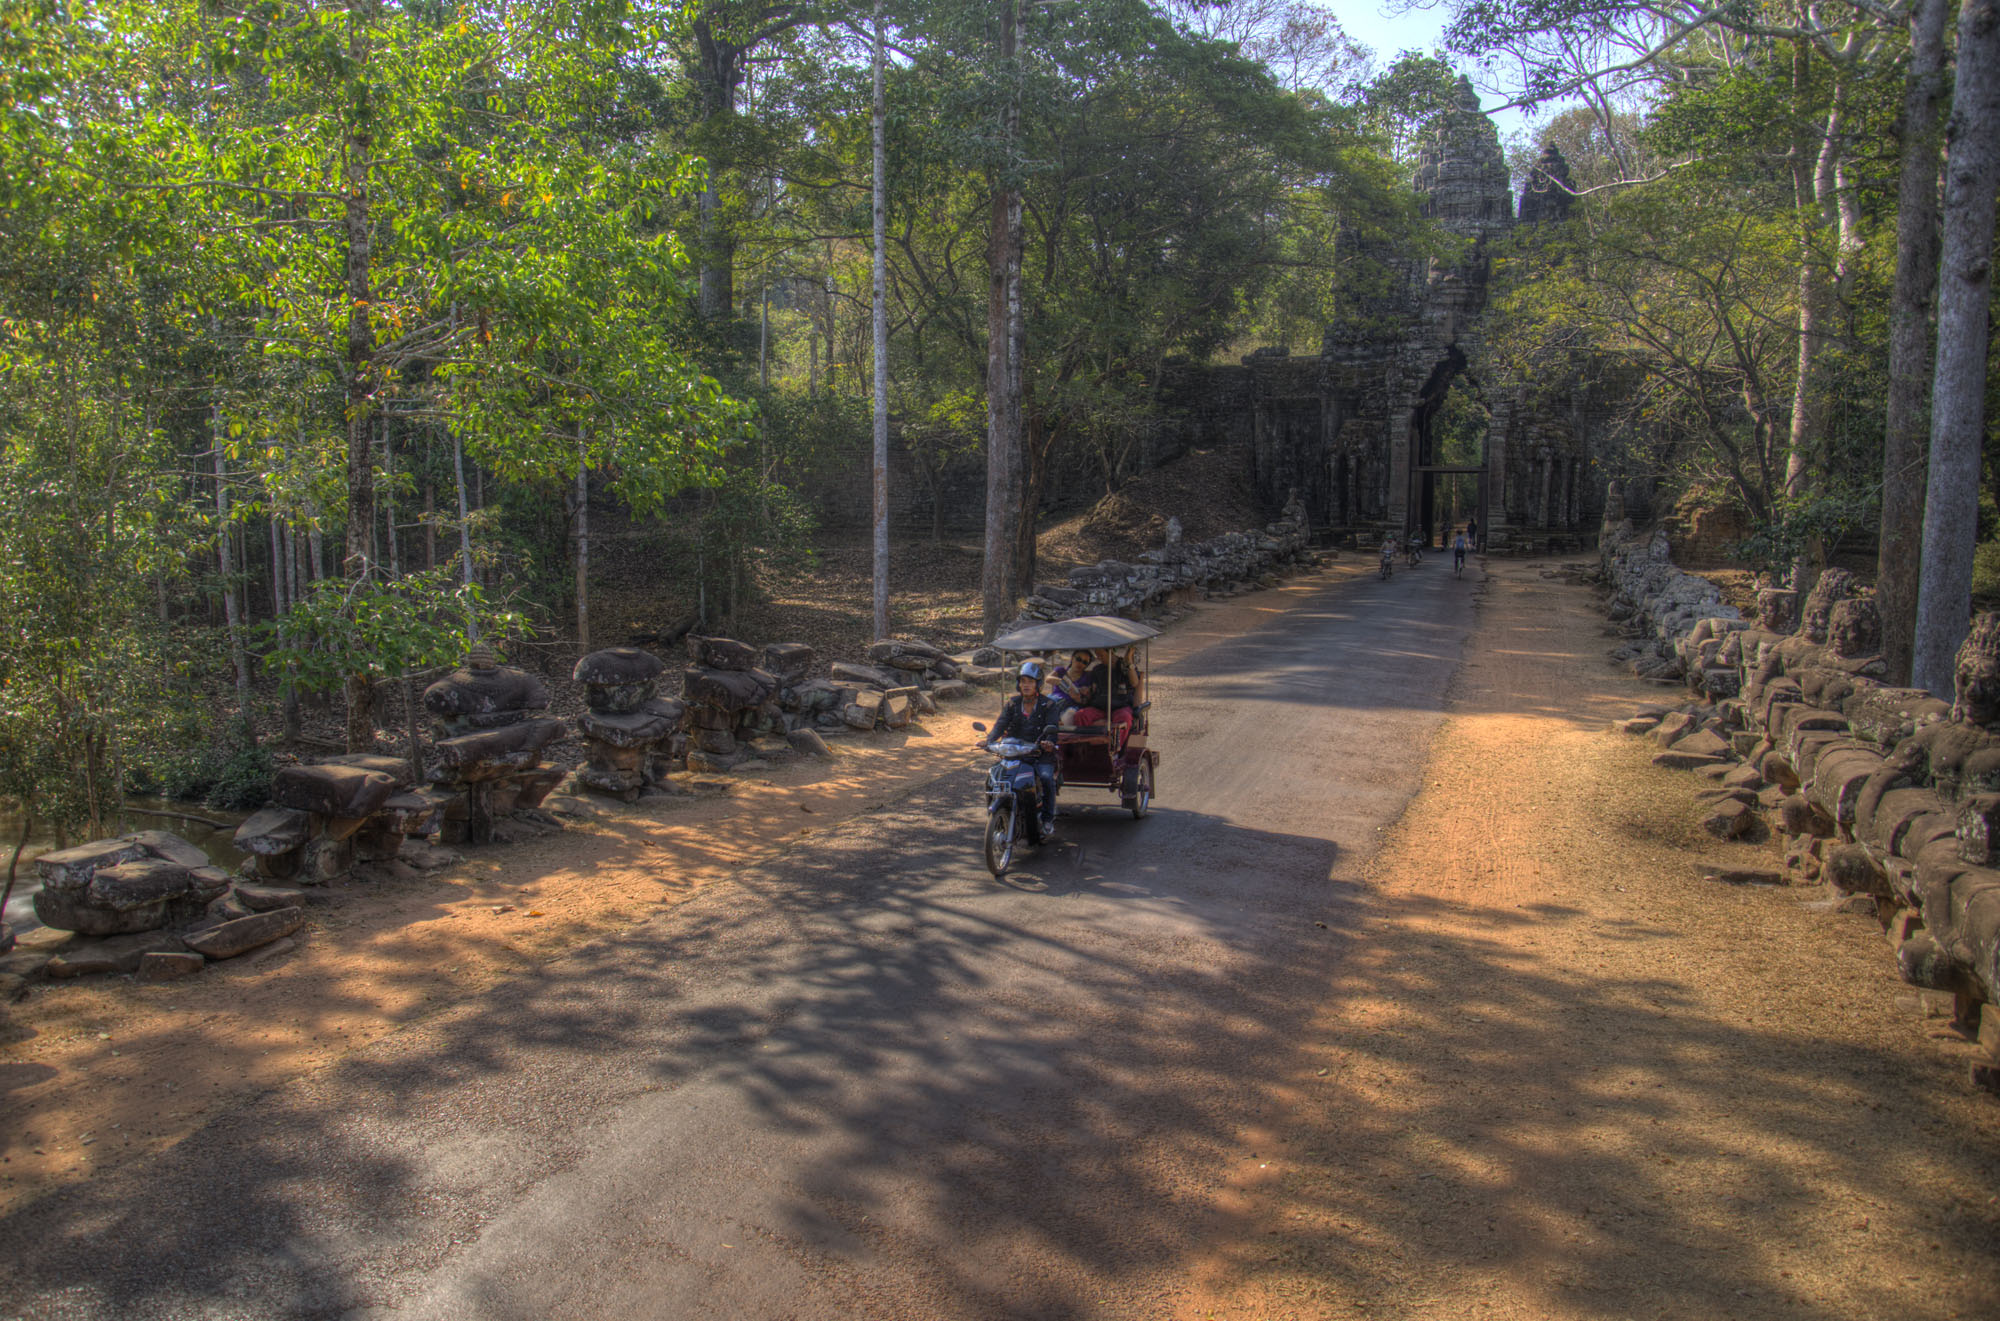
4,829,319,988
1602,515,2000,1094
997,492,1313,638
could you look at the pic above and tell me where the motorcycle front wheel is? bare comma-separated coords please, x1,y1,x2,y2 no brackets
984,800,1017,876
1379,559,1391,580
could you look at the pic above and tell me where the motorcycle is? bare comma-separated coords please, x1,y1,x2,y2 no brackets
1406,533,1424,567
1378,541,1395,580
970,723,1060,876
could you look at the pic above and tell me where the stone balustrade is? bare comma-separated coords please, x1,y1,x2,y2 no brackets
1602,519,2000,1093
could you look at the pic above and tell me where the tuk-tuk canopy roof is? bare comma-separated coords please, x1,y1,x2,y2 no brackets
991,615,1160,653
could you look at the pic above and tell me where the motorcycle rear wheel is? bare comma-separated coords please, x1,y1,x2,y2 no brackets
984,801,1017,876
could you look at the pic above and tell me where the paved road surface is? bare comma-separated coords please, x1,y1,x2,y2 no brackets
0,557,1481,1319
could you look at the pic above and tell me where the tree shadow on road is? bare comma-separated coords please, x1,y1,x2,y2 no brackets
0,773,1358,1319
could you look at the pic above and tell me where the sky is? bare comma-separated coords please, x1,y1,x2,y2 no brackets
1327,0,1537,144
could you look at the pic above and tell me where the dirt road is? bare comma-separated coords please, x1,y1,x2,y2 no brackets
1,560,1995,1319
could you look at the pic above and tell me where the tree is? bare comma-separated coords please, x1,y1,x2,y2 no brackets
1913,0,2000,696
1879,0,1953,685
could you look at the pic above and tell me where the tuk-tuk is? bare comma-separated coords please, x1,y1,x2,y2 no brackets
991,614,1159,818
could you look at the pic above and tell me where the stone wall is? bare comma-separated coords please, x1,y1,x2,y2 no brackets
1598,510,1740,686
996,494,1314,638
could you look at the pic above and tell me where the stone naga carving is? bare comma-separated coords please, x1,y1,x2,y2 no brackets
422,643,568,843
573,647,686,801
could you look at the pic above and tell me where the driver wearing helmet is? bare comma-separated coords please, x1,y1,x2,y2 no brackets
990,658,1063,833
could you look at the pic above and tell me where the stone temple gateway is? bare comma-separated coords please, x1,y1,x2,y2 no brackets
1199,80,1604,549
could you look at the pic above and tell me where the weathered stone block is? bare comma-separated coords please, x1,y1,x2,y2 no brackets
1825,843,1886,895
1653,712,1698,748
183,907,306,959
234,807,312,857
694,636,760,672
1699,799,1754,839
1654,750,1724,771
273,763,400,819
136,950,204,983
235,883,307,912
1675,729,1731,760
44,930,187,978
574,646,666,688
33,839,148,894
1808,747,1888,826
682,667,778,712
431,717,567,780
788,728,832,758
828,661,901,690
761,642,817,686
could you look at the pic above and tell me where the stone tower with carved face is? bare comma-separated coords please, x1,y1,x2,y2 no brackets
1234,77,1603,548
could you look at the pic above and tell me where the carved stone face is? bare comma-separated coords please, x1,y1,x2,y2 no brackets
1828,599,1881,659
1798,568,1853,643
1757,588,1799,636
1953,614,2000,726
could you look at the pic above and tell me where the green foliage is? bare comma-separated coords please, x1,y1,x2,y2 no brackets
1733,492,1880,578
263,569,527,693
133,744,273,812
1973,542,2000,607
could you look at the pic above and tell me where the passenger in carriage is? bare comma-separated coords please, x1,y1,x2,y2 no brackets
1052,649,1093,728
1072,647,1139,749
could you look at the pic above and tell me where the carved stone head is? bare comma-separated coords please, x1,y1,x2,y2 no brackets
467,641,498,672
1757,588,1800,636
1828,598,1881,660
1952,614,2000,726
1798,568,1854,643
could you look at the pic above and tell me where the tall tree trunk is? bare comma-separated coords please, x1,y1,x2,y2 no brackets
1018,407,1048,595
692,23,739,322
453,427,477,640
980,0,1024,638
871,0,891,642
341,0,379,752
574,437,590,653
1784,49,1844,591
268,512,286,619
1879,0,1952,686
1914,0,2000,696
423,478,436,570
213,409,255,743
382,414,399,575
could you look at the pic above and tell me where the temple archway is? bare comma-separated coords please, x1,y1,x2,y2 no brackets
1406,350,1489,546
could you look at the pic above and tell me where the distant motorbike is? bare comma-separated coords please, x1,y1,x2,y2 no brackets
1378,541,1395,581
971,724,1059,876
1406,533,1424,567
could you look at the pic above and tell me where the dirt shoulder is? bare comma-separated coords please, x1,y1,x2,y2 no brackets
0,564,1351,1220
1183,560,2000,1320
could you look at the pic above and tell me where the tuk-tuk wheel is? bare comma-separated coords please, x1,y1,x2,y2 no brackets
1122,760,1153,819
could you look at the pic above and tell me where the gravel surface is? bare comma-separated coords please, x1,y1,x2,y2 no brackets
1186,560,2000,1321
